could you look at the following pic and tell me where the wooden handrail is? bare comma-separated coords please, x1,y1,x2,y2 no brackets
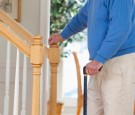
73,52,83,115
0,9,34,44
0,22,30,58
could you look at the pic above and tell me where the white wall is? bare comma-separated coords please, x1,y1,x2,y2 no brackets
21,0,40,35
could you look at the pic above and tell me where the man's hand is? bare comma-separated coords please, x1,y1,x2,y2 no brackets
86,60,103,75
48,33,65,45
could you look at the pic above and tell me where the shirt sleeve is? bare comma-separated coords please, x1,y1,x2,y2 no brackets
60,1,88,39
94,0,133,64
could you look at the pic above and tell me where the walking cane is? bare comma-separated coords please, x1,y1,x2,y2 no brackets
83,66,103,115
83,66,87,115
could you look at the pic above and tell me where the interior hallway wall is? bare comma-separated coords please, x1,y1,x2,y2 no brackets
21,0,40,35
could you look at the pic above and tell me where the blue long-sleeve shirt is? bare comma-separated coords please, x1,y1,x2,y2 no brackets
61,0,135,64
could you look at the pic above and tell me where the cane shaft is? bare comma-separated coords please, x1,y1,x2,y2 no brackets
83,66,87,115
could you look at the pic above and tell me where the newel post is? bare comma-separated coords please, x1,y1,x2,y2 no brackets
30,36,44,115
48,44,60,115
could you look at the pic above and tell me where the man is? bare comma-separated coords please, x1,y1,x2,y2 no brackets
48,0,135,115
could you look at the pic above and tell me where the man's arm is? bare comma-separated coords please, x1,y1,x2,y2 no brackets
61,1,88,39
48,2,88,45
94,0,133,64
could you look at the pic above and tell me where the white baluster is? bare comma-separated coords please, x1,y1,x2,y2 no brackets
20,55,27,115
3,41,10,115
13,49,20,115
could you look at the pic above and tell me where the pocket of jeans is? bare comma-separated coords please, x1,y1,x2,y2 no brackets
104,58,123,77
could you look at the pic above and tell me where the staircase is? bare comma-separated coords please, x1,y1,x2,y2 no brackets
0,9,60,115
